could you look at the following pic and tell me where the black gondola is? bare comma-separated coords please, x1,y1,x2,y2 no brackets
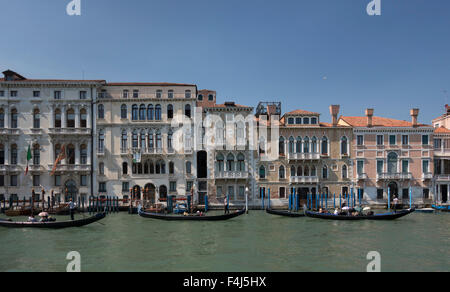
304,208,415,220
138,208,246,221
0,213,106,229
266,208,305,217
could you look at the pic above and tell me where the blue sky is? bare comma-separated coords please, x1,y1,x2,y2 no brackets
1,0,449,124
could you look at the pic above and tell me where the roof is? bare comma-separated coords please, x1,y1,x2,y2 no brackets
106,82,196,87
339,116,430,128
0,78,105,83
285,109,320,116
206,103,252,109
435,126,450,133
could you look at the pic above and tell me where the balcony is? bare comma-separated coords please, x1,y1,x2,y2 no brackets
422,173,433,181
289,176,319,184
48,128,91,136
357,173,368,180
377,172,412,180
287,153,320,161
0,128,20,136
436,175,450,181
47,164,91,173
215,171,249,179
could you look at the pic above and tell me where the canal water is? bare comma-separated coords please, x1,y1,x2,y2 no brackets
0,211,449,272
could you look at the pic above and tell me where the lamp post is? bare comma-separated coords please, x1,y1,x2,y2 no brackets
245,186,249,213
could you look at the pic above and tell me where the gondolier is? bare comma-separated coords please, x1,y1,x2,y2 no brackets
68,198,76,221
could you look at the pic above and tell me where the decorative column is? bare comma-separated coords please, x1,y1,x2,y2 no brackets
4,143,8,165
61,106,66,128
75,106,80,129
50,107,55,128
87,141,91,165
4,107,9,129
75,143,80,165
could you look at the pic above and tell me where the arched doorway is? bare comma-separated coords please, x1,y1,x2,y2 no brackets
159,185,167,200
144,183,156,204
132,185,141,200
388,182,399,200
65,180,78,202
197,151,207,178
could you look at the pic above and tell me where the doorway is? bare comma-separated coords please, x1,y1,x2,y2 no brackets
388,182,399,200
441,185,448,203
197,151,207,178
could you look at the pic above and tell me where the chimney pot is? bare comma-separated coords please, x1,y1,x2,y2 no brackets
365,108,374,127
329,105,340,127
410,108,419,127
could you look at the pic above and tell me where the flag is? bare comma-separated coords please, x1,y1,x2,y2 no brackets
51,144,66,176
25,145,32,176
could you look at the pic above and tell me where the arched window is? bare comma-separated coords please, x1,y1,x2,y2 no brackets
236,121,245,146
185,104,191,118
148,130,154,150
10,109,18,128
123,162,128,175
140,130,146,149
132,105,138,121
156,160,166,174
159,185,167,200
198,94,203,101
279,165,285,179
67,144,76,165
226,153,235,172
10,144,18,165
304,166,309,177
156,130,162,149
97,105,104,120
312,137,318,153
169,161,174,174
341,136,348,155
321,137,328,155
167,104,173,119
303,137,310,153
144,161,149,174
155,105,162,120
54,144,61,161
208,94,214,101
132,130,138,148
33,144,40,165
33,109,40,129
67,108,75,128
121,130,128,151
342,165,348,179
147,104,154,120
289,137,295,153
186,161,192,174
168,90,174,99
139,104,146,120
80,144,87,164
216,154,224,173
296,137,302,153
311,166,317,177
80,108,87,128
279,137,285,155
388,152,398,174
0,109,4,128
237,153,245,172
121,104,127,119
149,161,155,174
55,109,62,128
297,166,302,177
98,130,105,153
168,130,173,151
322,165,328,179
290,166,296,177
259,166,266,179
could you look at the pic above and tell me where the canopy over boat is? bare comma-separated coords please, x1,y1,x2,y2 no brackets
0,213,106,229
266,208,305,218
304,208,415,221
138,209,246,221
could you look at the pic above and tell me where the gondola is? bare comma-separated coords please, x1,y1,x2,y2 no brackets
432,205,450,212
138,208,246,221
0,213,106,229
266,208,305,218
304,208,415,221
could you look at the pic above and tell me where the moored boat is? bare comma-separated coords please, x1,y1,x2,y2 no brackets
415,208,435,213
0,213,106,229
138,208,246,221
266,208,305,218
305,208,415,220
431,205,450,212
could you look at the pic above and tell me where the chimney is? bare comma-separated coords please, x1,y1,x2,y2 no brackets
329,105,340,127
365,109,374,127
410,108,419,127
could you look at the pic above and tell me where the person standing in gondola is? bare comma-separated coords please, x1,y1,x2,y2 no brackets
68,198,76,220
224,196,229,214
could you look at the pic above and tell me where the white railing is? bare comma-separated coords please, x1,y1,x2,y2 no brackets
436,175,450,181
377,172,412,180
357,173,368,180
215,171,249,179
47,164,91,172
287,153,320,160
422,173,433,180
289,176,319,184
49,128,91,135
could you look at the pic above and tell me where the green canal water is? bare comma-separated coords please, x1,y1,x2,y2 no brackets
0,211,449,272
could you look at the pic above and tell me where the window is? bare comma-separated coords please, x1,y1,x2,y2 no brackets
303,137,310,153
10,145,17,165
80,109,87,128
121,105,127,119
168,90,174,99
357,160,364,175
54,91,61,100
10,109,18,128
99,182,107,193
295,117,302,124
168,131,173,151
80,145,87,164
312,137,317,153
33,109,40,129
237,154,245,171
185,90,191,99
186,161,192,174
226,154,235,172
357,135,364,146
422,135,429,145
55,109,62,128
132,130,138,148
279,187,286,199
216,154,224,173
198,94,203,101
402,135,409,145
10,90,17,97
288,137,295,154
185,104,191,118
54,175,61,187
377,160,384,174
402,189,409,200
377,135,384,146
98,130,105,153
423,189,430,199
10,175,18,187
423,160,429,173
342,165,348,179
156,130,162,149
169,162,174,174
0,176,4,187
288,118,294,125
311,117,317,124
133,90,139,98
170,181,177,192
238,186,245,200
259,166,266,179
148,131,154,149
303,117,310,124
402,160,409,173
216,186,223,197
33,91,40,98
167,104,173,119
0,109,4,128
155,105,162,120
341,137,348,155
321,137,328,155
322,165,328,179
80,175,87,186
389,135,396,145
33,175,40,187
132,105,138,120
33,144,40,165
228,186,235,198
435,139,442,149
98,105,105,119
123,90,129,98
122,182,129,192
156,90,162,99
99,162,105,175
121,130,128,151
279,166,285,179
377,189,384,200
139,104,146,120
0,91,4,97
0,145,4,164
80,91,87,100
186,181,193,193
279,137,285,155
147,104,154,120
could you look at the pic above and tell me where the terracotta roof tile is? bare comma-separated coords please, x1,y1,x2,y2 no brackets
285,109,320,115
340,116,430,127
435,126,450,133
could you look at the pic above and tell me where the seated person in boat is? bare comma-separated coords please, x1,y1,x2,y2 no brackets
28,215,37,222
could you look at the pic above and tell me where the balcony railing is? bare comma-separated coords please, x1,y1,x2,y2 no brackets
357,173,368,180
422,173,433,181
215,171,249,179
287,153,320,160
0,128,20,135
289,176,319,184
49,128,91,135
377,172,412,180
436,175,450,181
47,164,91,172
